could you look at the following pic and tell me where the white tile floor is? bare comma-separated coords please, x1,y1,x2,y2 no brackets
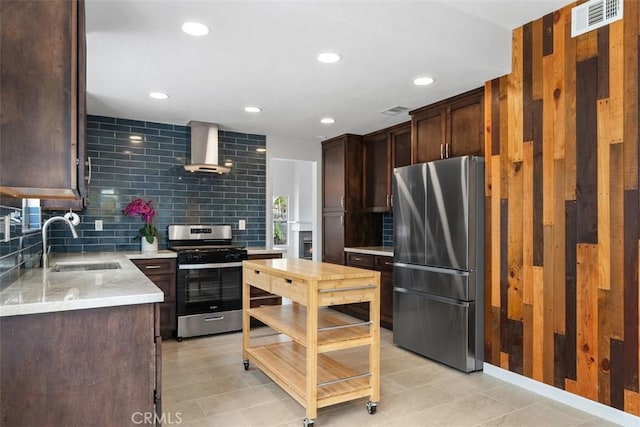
162,327,619,426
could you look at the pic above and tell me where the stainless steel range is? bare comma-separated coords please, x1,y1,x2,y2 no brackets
168,224,248,340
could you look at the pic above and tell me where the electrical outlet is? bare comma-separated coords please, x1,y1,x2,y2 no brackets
239,219,246,230
95,220,103,231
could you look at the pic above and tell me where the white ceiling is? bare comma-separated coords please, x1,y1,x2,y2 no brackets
86,0,570,142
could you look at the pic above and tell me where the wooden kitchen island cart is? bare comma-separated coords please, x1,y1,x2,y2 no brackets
242,258,381,426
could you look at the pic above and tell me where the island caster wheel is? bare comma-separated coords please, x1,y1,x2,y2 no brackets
176,337,183,342
366,401,377,414
302,417,315,426
243,359,250,370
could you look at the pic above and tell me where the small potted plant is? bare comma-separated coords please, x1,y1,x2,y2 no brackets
123,198,158,252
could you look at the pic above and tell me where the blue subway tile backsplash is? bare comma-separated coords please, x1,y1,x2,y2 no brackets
382,213,393,247
49,115,267,252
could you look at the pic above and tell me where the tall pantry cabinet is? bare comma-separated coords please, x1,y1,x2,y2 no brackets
322,134,381,264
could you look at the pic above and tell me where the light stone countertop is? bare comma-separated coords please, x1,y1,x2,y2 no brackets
0,251,170,318
344,246,394,257
246,247,286,255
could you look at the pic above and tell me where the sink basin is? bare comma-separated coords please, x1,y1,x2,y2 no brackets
52,261,121,272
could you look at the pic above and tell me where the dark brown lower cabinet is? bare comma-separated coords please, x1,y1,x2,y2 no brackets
335,251,394,329
132,258,176,340
0,303,161,426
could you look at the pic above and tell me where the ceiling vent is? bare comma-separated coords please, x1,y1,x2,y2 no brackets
380,105,411,116
571,0,622,38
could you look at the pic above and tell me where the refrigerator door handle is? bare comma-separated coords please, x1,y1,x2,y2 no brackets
394,286,470,306
394,262,471,276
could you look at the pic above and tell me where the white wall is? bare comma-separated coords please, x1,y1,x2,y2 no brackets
266,135,322,261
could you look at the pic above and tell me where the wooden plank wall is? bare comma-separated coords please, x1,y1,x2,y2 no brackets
484,0,640,415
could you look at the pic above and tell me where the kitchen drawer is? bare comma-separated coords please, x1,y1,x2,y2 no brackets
132,258,175,274
244,268,271,292
346,252,374,269
271,276,307,304
374,255,394,272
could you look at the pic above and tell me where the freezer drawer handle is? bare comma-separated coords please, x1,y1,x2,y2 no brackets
204,316,224,322
394,262,471,276
318,284,376,293
394,286,470,307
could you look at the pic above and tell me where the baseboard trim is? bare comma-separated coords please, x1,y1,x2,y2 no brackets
483,363,639,427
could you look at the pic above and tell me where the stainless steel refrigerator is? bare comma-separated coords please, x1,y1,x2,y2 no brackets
392,155,484,372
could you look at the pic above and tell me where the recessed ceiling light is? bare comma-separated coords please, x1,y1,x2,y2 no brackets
320,117,335,124
244,106,261,113
413,76,435,86
149,92,169,100
182,22,210,36
317,52,341,64
256,147,267,153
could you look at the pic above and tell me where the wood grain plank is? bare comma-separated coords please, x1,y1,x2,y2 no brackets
543,225,555,385
523,22,533,143
485,83,493,196
485,195,492,364
623,2,639,190
575,243,598,401
576,29,597,61
543,53,556,226
524,303,533,377
624,389,640,416
509,26,524,163
532,265,544,382
553,159,566,335
598,288,612,406
608,19,623,144
491,79,501,155
500,351,509,370
611,338,625,410
563,4,577,201
491,155,502,308
500,199,509,355
508,319,524,375
610,143,625,338
533,100,544,265
624,189,639,392
597,99,611,291
542,12,554,56
553,7,566,160
523,142,534,305
576,57,599,244
565,200,577,380
554,332,566,389
597,26,610,100
532,18,543,100
500,76,510,200
508,161,523,321
491,306,501,366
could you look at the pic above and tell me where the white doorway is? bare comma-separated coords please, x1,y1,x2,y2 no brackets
269,158,317,260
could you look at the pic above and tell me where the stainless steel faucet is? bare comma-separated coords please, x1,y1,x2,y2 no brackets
42,216,79,268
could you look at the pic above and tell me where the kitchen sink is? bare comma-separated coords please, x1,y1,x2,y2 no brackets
52,261,122,272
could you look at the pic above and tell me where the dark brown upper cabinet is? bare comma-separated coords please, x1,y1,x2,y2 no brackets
362,121,411,212
410,87,484,164
0,0,87,202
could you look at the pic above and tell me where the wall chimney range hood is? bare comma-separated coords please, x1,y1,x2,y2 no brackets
184,121,230,174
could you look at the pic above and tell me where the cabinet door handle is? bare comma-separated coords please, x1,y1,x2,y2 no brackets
386,194,390,207
446,142,450,158
144,265,162,269
285,278,292,284
340,196,344,208
384,261,394,266
440,144,444,159
254,270,260,274
390,194,393,208
354,257,363,261
86,157,92,184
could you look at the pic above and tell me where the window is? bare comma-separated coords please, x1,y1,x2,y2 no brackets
273,195,288,246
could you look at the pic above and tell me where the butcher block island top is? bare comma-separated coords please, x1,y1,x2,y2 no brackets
242,258,381,426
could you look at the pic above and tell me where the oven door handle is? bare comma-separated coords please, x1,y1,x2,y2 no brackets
179,262,243,270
